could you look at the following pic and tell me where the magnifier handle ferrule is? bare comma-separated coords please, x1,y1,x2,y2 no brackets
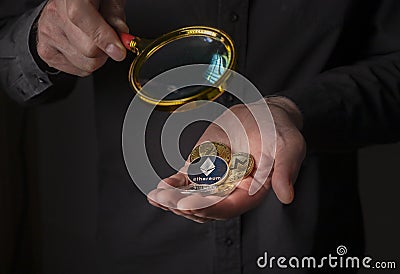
120,32,140,54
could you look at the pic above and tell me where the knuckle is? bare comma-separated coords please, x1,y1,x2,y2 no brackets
66,2,81,24
38,6,63,38
44,0,58,13
82,43,101,58
37,23,52,38
83,57,106,73
37,43,54,61
91,27,107,47
83,60,97,73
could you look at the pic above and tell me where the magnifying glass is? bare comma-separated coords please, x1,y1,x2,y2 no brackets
119,26,236,111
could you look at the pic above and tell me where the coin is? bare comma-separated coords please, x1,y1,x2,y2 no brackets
178,184,217,195
189,141,231,164
225,152,255,183
178,182,236,196
187,155,229,185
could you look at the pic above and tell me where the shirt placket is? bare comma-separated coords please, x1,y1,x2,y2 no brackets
216,0,250,108
213,2,250,273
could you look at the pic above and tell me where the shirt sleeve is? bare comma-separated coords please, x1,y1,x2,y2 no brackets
277,0,400,150
0,1,76,105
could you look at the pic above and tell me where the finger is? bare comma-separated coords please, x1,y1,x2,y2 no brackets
148,199,169,211
100,0,129,33
271,130,306,204
153,188,187,209
177,182,268,219
58,45,108,74
47,34,108,75
188,186,269,220
248,152,274,195
37,42,93,76
176,194,222,211
64,20,105,58
157,173,188,189
147,189,169,211
196,123,230,146
170,209,212,224
66,0,126,61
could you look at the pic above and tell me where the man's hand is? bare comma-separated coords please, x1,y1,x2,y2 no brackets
36,0,128,76
148,97,306,223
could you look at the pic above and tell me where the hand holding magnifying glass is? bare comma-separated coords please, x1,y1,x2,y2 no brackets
36,0,129,77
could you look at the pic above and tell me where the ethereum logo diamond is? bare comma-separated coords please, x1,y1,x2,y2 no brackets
200,157,215,176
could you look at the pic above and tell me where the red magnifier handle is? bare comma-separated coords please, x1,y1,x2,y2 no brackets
119,32,136,51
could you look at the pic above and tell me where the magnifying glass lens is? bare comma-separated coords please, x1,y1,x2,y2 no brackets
138,36,229,100
123,26,236,109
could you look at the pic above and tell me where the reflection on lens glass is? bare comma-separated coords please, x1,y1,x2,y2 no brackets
204,52,229,84
136,35,230,101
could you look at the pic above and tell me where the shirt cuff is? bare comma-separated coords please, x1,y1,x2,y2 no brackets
12,2,55,102
3,1,75,104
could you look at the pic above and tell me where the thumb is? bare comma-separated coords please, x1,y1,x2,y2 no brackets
101,0,129,33
271,130,306,204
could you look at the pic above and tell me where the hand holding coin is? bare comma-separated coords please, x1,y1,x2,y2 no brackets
148,97,306,223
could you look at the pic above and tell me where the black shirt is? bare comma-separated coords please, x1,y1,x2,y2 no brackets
1,1,400,273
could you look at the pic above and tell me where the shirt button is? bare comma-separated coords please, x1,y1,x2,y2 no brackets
230,12,239,22
38,77,46,84
225,238,233,246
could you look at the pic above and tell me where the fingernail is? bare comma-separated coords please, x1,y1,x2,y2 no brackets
105,43,125,61
283,182,294,204
248,184,258,196
248,180,263,196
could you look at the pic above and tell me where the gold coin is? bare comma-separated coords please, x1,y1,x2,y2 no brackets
214,182,237,196
225,152,255,183
189,141,231,163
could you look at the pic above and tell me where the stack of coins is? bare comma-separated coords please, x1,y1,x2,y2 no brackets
179,141,255,196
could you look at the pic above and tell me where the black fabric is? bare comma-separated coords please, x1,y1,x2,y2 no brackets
1,0,400,273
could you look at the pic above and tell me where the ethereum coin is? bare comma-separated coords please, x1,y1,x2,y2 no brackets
179,152,255,197
187,155,229,185
189,141,231,164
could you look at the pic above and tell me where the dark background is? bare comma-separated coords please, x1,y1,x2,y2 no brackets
1,76,399,273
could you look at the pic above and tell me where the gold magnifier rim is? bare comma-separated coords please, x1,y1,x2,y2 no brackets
128,26,237,108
